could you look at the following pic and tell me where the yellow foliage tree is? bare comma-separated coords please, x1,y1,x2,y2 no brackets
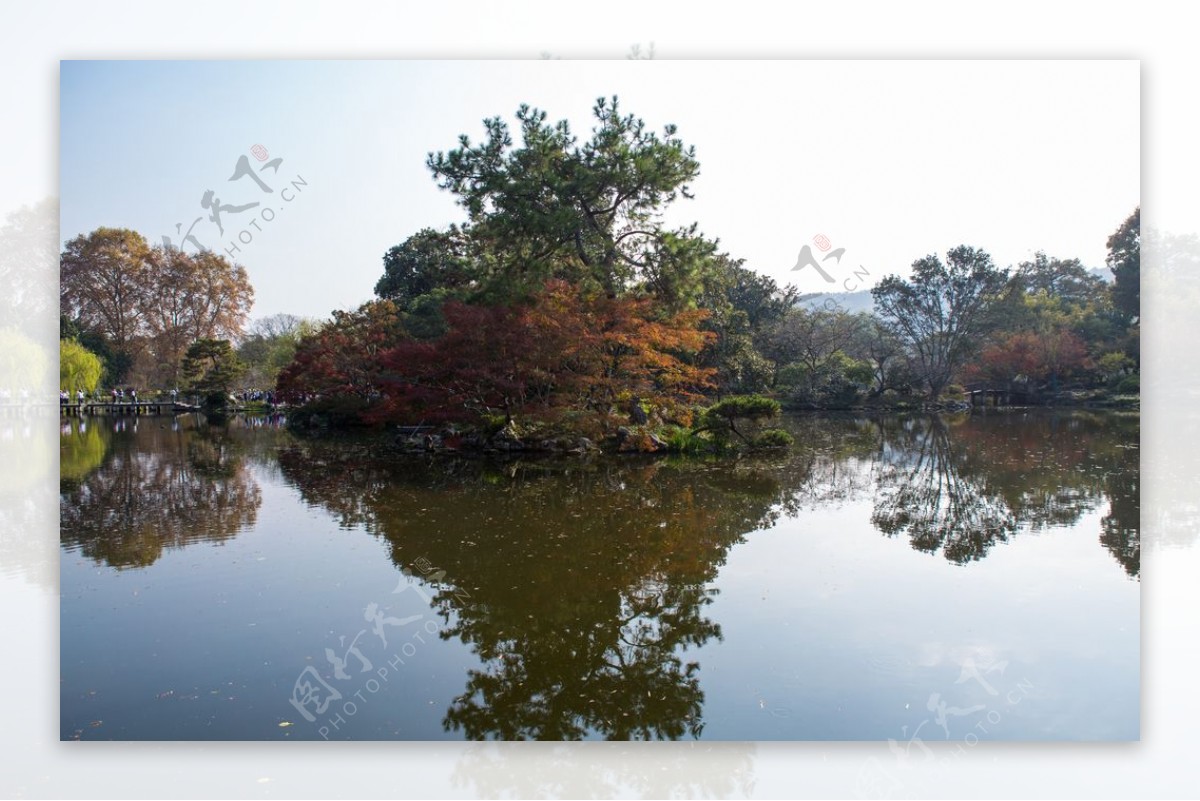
60,339,103,394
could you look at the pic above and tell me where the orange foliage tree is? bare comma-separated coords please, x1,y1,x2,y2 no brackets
369,280,714,428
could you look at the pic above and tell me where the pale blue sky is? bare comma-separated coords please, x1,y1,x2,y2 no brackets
60,60,1140,322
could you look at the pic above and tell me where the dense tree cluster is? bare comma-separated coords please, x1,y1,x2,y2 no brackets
274,97,1139,438
278,98,799,442
368,280,713,427
235,313,319,391
775,214,1139,405
59,227,254,389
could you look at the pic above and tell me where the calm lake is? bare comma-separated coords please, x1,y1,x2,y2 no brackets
59,410,1139,741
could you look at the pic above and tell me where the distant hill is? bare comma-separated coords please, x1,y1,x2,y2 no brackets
796,267,1113,315
797,290,875,314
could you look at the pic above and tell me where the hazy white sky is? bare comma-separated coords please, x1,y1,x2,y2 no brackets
60,59,1139,321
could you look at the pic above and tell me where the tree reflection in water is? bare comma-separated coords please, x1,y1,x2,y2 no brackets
870,415,1021,563
60,409,1137,738
1099,427,1140,577
275,409,1138,739
278,448,794,739
722,412,1139,573
59,416,262,569
867,412,1139,574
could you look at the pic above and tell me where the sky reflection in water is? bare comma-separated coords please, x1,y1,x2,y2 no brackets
59,410,1139,741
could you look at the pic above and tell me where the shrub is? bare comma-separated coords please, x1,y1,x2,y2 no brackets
480,412,508,435
1097,352,1134,378
774,363,811,390
750,428,794,449
661,425,691,451
701,394,781,425
1114,374,1139,394
660,425,720,456
822,379,864,409
776,354,869,408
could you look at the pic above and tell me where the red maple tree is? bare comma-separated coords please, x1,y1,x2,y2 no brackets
965,328,1090,387
369,280,715,428
276,299,407,403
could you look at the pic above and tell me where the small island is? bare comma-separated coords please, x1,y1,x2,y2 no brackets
59,98,1139,456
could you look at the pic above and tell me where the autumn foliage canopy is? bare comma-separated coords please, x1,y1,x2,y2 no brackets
963,328,1091,387
277,281,713,431
276,300,406,401
368,280,713,426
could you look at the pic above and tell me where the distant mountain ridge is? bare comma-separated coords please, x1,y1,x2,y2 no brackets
797,289,876,314
796,267,1113,314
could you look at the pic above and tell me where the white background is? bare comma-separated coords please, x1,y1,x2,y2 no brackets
2,1,1195,798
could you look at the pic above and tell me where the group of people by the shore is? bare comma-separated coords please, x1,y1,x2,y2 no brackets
60,387,166,405
237,389,278,405
58,387,281,407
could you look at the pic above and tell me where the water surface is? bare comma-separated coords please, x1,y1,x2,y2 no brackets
59,410,1139,740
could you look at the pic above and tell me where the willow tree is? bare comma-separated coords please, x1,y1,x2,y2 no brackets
59,339,103,395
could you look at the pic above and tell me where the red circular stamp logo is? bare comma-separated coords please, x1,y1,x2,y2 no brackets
251,144,269,162
813,233,832,252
